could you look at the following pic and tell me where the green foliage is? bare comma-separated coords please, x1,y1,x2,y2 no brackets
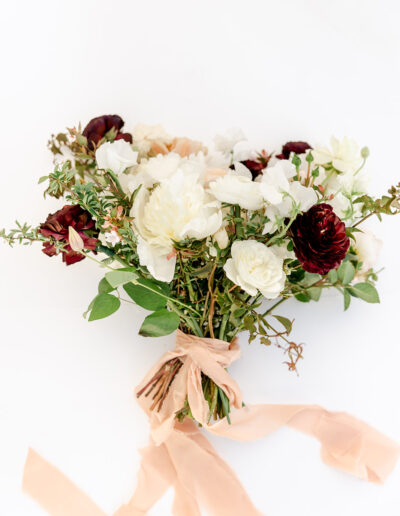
88,294,120,321
105,269,138,288
123,278,169,311
139,309,180,337
347,282,380,303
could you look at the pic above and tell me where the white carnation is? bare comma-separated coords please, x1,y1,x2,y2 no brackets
224,240,286,299
95,140,138,175
131,170,222,281
208,173,264,211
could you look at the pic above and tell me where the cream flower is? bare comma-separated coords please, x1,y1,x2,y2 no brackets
208,172,264,211
312,136,362,174
224,240,286,299
213,128,246,154
131,170,222,281
354,228,382,275
95,140,138,175
131,123,172,157
259,161,317,232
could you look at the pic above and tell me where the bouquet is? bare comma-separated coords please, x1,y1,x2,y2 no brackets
3,115,400,516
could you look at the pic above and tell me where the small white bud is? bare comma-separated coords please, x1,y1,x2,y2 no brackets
68,226,84,252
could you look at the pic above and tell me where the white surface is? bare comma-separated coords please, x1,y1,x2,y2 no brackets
0,1,399,514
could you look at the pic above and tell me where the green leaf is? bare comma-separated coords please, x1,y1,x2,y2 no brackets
88,294,120,321
343,289,351,311
218,387,231,424
38,176,48,184
83,298,96,319
308,286,322,301
337,261,355,285
295,292,311,303
302,272,321,287
105,268,138,288
327,269,338,283
273,315,292,334
348,283,380,304
139,309,180,337
98,277,114,294
123,277,168,311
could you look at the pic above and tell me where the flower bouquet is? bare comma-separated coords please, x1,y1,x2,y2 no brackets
3,115,400,516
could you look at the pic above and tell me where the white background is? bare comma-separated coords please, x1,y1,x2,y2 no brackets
0,1,399,514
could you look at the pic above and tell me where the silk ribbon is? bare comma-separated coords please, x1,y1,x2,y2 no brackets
23,330,400,515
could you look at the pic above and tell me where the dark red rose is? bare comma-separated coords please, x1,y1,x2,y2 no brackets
82,114,132,149
39,205,98,265
276,141,312,160
289,203,350,275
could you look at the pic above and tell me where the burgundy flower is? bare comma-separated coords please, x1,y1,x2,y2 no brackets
39,205,98,265
241,160,266,180
276,141,312,160
289,203,350,275
82,114,133,149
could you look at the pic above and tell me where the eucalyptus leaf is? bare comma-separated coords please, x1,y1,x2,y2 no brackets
344,289,351,311
327,269,338,283
348,283,380,303
337,261,355,285
139,309,180,337
308,286,322,301
88,294,121,321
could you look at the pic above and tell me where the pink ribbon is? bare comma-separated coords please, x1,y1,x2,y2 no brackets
23,331,400,515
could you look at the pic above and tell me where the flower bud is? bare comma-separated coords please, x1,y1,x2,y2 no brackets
68,226,85,252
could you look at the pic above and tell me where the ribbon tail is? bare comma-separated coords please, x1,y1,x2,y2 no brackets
208,404,400,485
22,448,107,516
164,420,263,516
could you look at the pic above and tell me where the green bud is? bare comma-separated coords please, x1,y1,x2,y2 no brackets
361,146,370,159
305,151,314,163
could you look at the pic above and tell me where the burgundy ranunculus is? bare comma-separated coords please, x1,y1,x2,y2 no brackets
39,205,98,265
289,203,350,275
241,160,266,180
276,141,312,160
82,114,133,149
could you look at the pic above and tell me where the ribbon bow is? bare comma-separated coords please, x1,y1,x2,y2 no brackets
23,331,400,516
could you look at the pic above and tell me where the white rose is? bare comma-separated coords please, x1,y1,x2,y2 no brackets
95,140,138,175
131,170,222,282
354,227,382,274
208,173,264,210
224,240,286,299
312,136,362,174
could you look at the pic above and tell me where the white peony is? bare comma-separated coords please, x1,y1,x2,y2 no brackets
354,227,382,275
131,170,222,282
208,172,264,211
224,240,286,299
312,136,362,174
259,161,317,232
120,152,209,195
95,140,138,175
